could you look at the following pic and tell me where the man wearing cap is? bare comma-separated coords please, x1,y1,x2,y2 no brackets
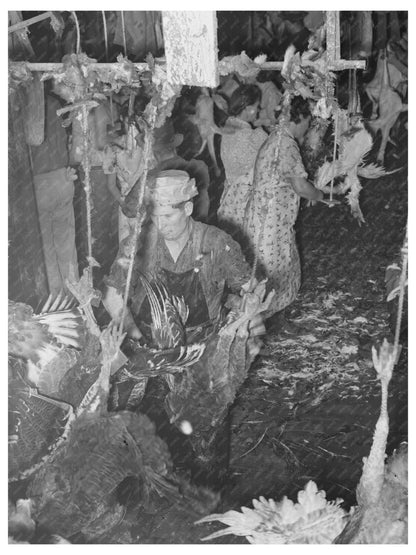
122,119,211,222
104,168,265,487
104,168,255,342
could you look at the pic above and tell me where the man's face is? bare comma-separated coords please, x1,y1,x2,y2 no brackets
151,205,189,241
296,115,311,144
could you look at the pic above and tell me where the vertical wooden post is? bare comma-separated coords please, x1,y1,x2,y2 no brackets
326,11,341,62
162,11,219,87
8,89,48,305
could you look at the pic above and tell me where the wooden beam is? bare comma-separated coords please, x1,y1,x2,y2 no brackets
326,11,341,62
8,61,149,73
8,11,53,34
259,59,366,71
162,11,219,87
10,58,366,76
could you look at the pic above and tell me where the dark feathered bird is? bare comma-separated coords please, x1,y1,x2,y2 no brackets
139,274,189,349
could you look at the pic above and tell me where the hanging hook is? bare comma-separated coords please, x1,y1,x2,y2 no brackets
121,11,127,57
102,11,114,125
102,11,108,61
71,11,81,54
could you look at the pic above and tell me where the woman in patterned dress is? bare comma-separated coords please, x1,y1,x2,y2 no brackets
244,96,325,322
217,85,268,243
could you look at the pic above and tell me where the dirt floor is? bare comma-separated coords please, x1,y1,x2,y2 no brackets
95,140,407,544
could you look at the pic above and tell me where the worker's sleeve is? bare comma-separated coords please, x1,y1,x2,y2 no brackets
211,228,252,291
103,237,139,295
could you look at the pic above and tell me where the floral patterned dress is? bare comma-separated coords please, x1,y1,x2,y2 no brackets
218,118,267,239
244,126,307,315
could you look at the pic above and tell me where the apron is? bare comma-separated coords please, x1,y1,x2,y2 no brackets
132,227,211,345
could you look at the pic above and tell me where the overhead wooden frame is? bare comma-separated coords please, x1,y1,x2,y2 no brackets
8,11,366,81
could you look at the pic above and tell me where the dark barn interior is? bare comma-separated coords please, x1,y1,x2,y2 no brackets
8,10,408,544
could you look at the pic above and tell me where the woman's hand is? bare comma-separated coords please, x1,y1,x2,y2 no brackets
66,167,78,182
126,324,143,341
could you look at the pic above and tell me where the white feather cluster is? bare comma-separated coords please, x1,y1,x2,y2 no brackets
197,480,348,544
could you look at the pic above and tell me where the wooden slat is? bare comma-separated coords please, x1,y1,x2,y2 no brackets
9,61,149,72
162,11,219,87
326,11,341,62
10,58,366,75
8,11,53,34
259,59,366,71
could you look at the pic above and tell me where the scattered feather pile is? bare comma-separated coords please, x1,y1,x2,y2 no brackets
256,285,389,404
199,332,407,545
197,480,347,543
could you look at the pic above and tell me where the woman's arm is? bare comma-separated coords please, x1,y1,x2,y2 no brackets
289,176,324,202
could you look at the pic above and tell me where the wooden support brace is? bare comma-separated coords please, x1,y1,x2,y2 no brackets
259,59,366,71
326,11,341,62
8,61,149,72
8,12,53,34
324,11,366,70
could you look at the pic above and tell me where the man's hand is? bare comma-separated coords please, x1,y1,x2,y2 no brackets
100,321,127,363
241,277,259,294
66,167,78,182
126,323,143,341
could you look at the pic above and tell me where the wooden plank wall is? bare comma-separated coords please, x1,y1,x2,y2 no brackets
8,89,48,306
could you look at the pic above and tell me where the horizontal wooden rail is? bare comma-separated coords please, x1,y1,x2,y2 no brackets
9,58,366,74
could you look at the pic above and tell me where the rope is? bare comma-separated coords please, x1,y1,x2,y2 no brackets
80,103,94,287
121,11,127,57
101,11,114,126
119,105,157,335
102,11,108,61
392,224,408,361
329,109,338,203
72,11,81,54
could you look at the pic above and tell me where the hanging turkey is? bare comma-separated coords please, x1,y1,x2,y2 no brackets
365,47,407,164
